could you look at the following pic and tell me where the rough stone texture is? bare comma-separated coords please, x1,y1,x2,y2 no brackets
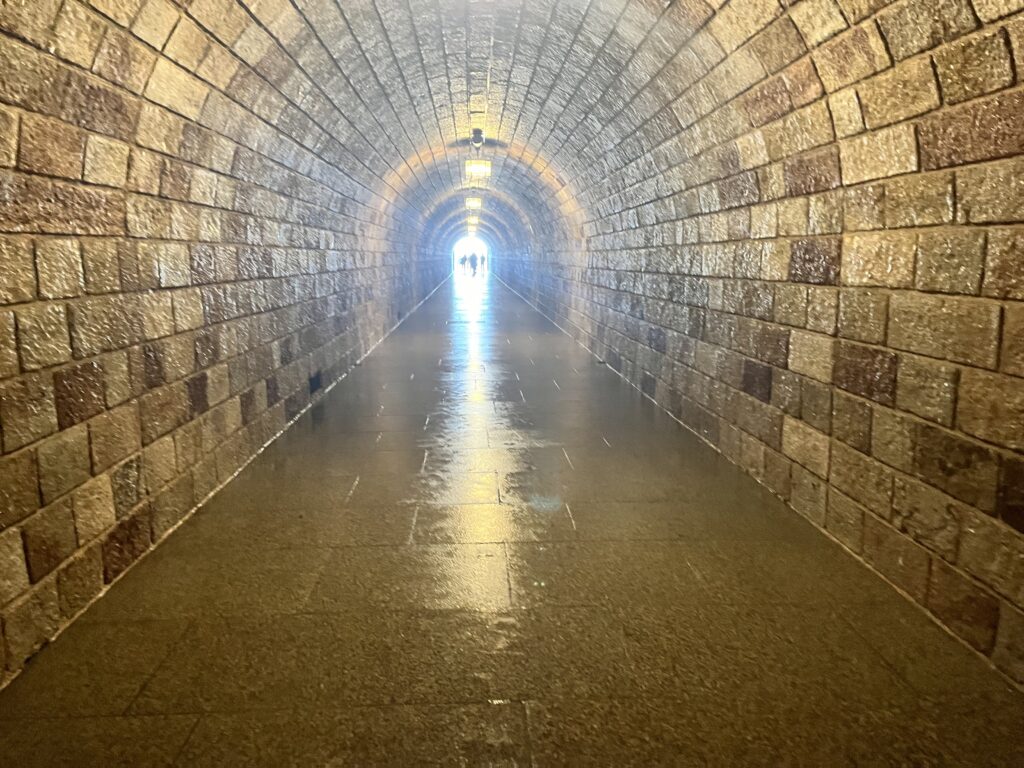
0,0,1020,688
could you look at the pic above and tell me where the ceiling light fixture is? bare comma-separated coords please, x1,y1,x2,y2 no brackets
465,159,491,180
465,197,483,210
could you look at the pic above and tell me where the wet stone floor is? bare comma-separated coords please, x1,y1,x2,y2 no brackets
2,274,1023,767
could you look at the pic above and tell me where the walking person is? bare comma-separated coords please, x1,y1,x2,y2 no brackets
469,252,478,276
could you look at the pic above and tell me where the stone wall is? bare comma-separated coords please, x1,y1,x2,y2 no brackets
0,0,447,682
498,0,1024,682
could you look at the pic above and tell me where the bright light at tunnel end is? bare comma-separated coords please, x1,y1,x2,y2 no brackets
453,235,489,274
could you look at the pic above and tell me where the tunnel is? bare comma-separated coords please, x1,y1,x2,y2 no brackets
0,0,1023,762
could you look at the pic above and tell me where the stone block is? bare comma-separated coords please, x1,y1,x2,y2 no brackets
69,296,141,357
740,359,773,403
89,404,142,473
53,0,105,69
843,183,885,230
21,499,77,583
83,135,131,187
53,360,106,429
132,0,181,49
914,423,1000,511
18,114,85,180
139,382,189,444
57,543,103,619
896,354,957,426
0,237,36,304
788,330,834,382
833,390,872,452
1003,304,1024,378
0,310,15,378
837,288,887,344
957,369,1024,452
957,507,1024,601
35,239,84,299
826,489,865,552
791,463,827,524
813,24,890,91
782,57,825,108
800,377,833,432
892,477,964,560
884,172,954,227
81,239,123,295
88,0,144,26
0,372,58,451
840,124,917,185
858,57,939,128
102,513,152,583
926,559,1000,654
111,457,142,520
935,29,1014,104
956,157,1024,224
145,58,210,120
0,526,30,606
983,229,1024,300
782,416,830,477
93,26,155,95
830,440,894,516
993,602,1024,684
808,190,843,234
828,88,864,138
72,475,116,545
888,293,1000,368
790,0,848,47
140,291,176,340
788,237,840,285
972,0,1024,20
15,303,72,371
914,229,985,294
877,0,977,60
833,340,897,406
871,407,916,474
0,105,16,168
751,17,807,74
37,425,91,504
1,581,60,669
920,90,1024,170
151,473,194,540
783,146,841,196
863,515,930,601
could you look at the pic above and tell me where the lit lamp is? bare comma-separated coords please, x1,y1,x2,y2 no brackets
465,197,483,210
465,159,491,180
467,215,480,226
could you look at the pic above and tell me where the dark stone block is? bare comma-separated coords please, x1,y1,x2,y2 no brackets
913,423,999,511
102,511,152,583
833,341,897,406
926,558,1000,654
53,360,106,429
997,457,1024,533
789,238,841,285
741,360,773,403
187,372,210,417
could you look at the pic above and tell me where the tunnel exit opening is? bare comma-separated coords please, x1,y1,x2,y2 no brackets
453,234,490,278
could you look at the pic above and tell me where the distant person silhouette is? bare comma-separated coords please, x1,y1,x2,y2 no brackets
469,253,478,276
480,254,486,271
459,255,467,272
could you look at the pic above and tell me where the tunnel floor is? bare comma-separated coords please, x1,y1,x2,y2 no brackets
1,273,1022,766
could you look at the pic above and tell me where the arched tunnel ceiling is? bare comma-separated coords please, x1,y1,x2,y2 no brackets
190,0,713,254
